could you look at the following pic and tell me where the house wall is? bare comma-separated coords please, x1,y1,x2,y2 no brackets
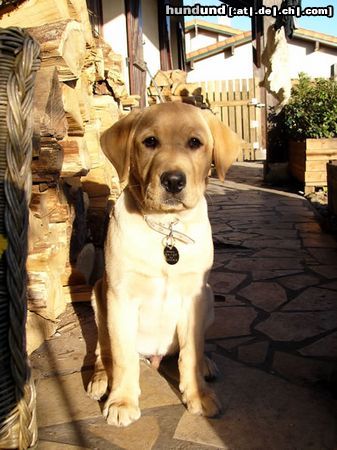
187,42,253,82
101,0,129,91
288,39,337,78
185,30,219,53
186,30,337,82
142,0,161,86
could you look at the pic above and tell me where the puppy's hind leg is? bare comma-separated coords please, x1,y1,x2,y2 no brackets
87,278,110,401
203,355,219,381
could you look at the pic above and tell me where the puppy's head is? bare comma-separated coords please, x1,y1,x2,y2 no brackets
101,102,241,213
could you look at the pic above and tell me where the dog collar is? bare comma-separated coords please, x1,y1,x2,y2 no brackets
143,216,195,244
144,215,195,265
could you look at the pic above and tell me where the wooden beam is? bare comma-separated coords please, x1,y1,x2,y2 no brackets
251,0,266,154
251,0,285,168
157,0,173,70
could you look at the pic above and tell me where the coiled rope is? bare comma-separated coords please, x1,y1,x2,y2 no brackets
0,27,40,449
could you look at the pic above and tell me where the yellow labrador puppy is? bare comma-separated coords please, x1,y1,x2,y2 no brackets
87,102,240,427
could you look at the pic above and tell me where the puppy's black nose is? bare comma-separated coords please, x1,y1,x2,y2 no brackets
160,170,186,194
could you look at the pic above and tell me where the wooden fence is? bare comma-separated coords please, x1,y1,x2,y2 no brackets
199,78,265,161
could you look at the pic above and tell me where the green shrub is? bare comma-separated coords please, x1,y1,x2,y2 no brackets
283,73,337,140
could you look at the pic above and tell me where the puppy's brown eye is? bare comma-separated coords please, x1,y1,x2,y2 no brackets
188,137,202,149
143,136,158,148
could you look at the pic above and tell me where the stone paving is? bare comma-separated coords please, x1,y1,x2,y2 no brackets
31,162,337,449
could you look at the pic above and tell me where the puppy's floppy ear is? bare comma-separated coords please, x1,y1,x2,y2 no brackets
100,110,142,182
202,109,242,181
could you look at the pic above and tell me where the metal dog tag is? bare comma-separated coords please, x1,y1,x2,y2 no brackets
164,245,179,265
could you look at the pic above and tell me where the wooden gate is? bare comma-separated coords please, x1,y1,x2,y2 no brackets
200,78,265,161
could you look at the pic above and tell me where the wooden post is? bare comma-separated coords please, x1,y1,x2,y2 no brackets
251,0,284,173
125,0,146,107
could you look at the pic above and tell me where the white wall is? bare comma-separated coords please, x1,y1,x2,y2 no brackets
288,39,337,78
187,35,337,82
101,0,129,91
186,30,218,53
142,0,161,86
187,42,253,82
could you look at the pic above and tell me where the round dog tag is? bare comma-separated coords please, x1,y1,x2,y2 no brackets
164,245,179,265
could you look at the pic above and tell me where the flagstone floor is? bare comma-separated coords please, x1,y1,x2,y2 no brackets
31,162,337,449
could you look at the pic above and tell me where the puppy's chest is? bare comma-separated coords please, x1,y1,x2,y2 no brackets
120,218,212,276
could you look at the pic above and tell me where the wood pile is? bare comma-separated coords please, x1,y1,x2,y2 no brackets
148,70,207,108
0,0,132,353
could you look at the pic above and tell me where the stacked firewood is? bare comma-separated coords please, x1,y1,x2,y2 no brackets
148,70,207,108
0,0,130,352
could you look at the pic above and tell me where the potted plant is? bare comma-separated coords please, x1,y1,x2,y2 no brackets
284,73,337,194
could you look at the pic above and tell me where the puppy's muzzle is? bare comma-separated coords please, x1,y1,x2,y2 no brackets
160,170,186,194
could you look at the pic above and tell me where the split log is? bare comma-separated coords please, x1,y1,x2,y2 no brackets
28,210,49,254
33,67,68,143
147,85,171,97
84,120,105,168
26,312,58,355
120,95,140,108
59,137,91,177
173,83,202,96
94,46,105,80
30,187,70,224
153,70,171,87
62,81,85,135
83,47,101,85
27,20,87,81
62,268,87,287
152,86,172,97
163,95,198,104
147,96,157,106
105,51,124,75
31,138,63,182
106,69,128,99
0,0,71,28
32,136,92,181
0,0,93,46
27,220,69,318
67,0,94,46
78,76,92,123
63,284,93,302
90,95,120,130
81,160,119,198
170,69,187,84
94,80,113,96
65,76,92,123
96,36,124,74
27,263,66,319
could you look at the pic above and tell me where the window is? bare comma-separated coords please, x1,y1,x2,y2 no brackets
86,0,103,37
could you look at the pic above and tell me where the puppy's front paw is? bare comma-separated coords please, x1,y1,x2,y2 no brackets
183,388,222,417
103,395,141,427
87,370,108,401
